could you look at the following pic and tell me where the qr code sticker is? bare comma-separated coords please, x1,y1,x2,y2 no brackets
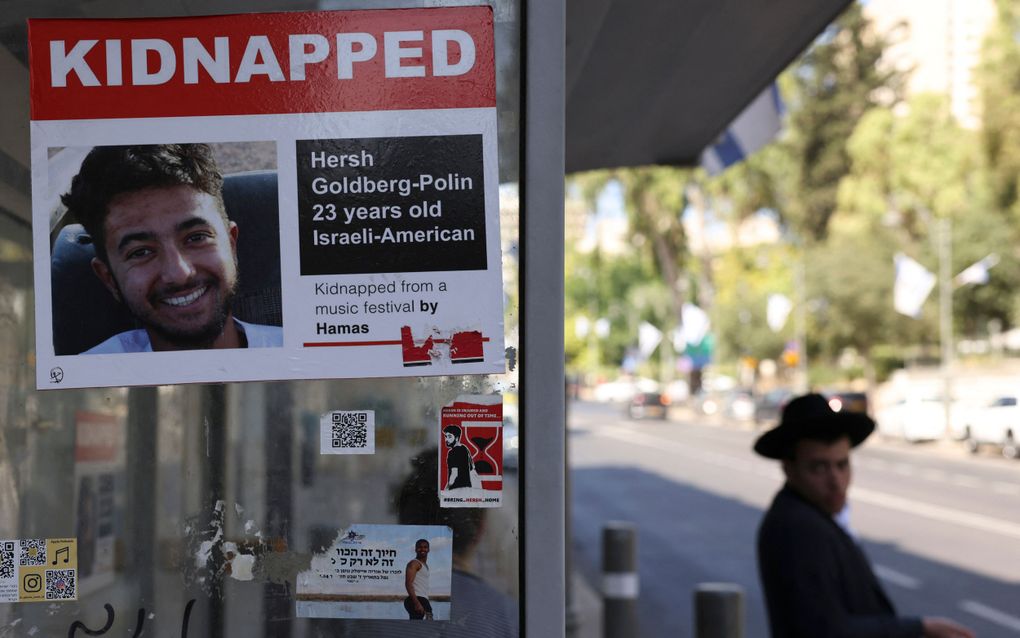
20,539,45,566
332,411,368,448
0,542,14,579
322,410,374,455
45,569,75,600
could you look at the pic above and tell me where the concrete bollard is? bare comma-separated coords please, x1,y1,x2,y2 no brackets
602,522,639,638
694,582,744,638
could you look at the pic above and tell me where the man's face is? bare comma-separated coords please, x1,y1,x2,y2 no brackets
415,541,429,560
782,436,852,515
444,432,456,447
91,184,239,350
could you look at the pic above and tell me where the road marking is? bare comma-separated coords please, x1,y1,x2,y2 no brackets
873,564,921,590
853,487,1020,540
919,468,947,481
596,425,1020,540
858,460,1009,494
950,474,982,488
959,600,1020,632
992,482,1020,495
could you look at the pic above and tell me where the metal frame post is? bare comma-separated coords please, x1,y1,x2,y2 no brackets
522,0,566,634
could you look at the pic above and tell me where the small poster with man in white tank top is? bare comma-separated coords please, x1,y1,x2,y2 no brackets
295,524,453,620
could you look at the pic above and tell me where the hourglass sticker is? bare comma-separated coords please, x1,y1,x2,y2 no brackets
439,395,503,508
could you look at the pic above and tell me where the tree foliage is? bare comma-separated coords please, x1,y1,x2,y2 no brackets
779,3,902,242
977,0,1020,220
565,2,1020,387
834,93,1018,347
567,168,692,376
710,242,794,362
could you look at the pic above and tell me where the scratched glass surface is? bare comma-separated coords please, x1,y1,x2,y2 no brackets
0,1,520,636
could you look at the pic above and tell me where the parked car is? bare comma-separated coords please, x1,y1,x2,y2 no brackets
664,379,691,403
593,377,659,403
875,396,959,443
693,390,724,417
754,388,794,426
958,395,1020,459
825,390,868,415
724,389,756,422
627,392,670,420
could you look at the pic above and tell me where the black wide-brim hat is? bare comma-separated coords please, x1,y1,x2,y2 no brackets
753,393,875,459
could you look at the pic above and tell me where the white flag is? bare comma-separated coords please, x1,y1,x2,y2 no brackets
680,303,711,346
767,294,793,333
574,316,590,337
638,322,662,359
954,253,999,287
893,253,936,318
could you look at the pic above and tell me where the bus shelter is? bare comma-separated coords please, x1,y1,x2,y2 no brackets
0,0,846,635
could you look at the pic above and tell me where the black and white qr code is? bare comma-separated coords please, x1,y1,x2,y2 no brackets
0,542,14,579
45,569,76,600
20,539,45,566
331,411,369,449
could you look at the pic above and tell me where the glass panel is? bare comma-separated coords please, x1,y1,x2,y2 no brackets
0,1,520,636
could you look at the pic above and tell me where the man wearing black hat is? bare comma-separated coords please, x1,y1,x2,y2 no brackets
754,393,975,638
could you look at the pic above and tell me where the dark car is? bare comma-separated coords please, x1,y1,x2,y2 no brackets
825,390,868,415
627,392,670,420
754,388,794,426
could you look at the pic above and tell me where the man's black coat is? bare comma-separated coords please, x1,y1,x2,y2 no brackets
757,485,924,637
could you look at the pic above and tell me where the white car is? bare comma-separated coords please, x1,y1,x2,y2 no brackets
875,397,958,443
958,395,1020,459
592,377,659,403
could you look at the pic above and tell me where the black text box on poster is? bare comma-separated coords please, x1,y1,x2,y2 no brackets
296,135,486,276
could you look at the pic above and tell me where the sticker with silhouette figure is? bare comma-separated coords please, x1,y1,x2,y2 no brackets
439,395,503,508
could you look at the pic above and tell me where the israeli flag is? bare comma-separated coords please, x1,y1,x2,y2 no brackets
893,253,936,318
766,294,793,333
671,303,711,351
638,322,663,359
700,83,784,176
954,253,999,287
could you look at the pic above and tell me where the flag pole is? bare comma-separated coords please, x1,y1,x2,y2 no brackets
939,217,954,439
795,256,808,393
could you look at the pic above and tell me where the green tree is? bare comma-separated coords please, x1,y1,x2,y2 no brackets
711,242,795,364
977,0,1020,220
569,168,692,382
565,243,653,372
779,3,902,241
831,93,1019,367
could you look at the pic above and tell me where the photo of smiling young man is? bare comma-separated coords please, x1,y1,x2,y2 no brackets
59,144,282,354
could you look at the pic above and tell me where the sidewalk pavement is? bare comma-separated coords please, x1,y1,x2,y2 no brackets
569,570,602,638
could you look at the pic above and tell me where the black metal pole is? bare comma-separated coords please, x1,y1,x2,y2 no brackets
694,583,744,638
602,522,638,638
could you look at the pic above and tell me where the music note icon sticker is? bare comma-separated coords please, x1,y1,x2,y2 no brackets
52,546,70,565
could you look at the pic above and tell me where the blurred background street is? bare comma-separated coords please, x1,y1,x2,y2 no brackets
565,3,1020,633
569,399,1020,636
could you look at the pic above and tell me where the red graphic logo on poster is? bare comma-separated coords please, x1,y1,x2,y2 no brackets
440,400,502,491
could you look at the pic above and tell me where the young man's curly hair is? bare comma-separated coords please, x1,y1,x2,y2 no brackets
61,144,227,263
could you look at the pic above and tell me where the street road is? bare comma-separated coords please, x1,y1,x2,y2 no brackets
569,400,1020,637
